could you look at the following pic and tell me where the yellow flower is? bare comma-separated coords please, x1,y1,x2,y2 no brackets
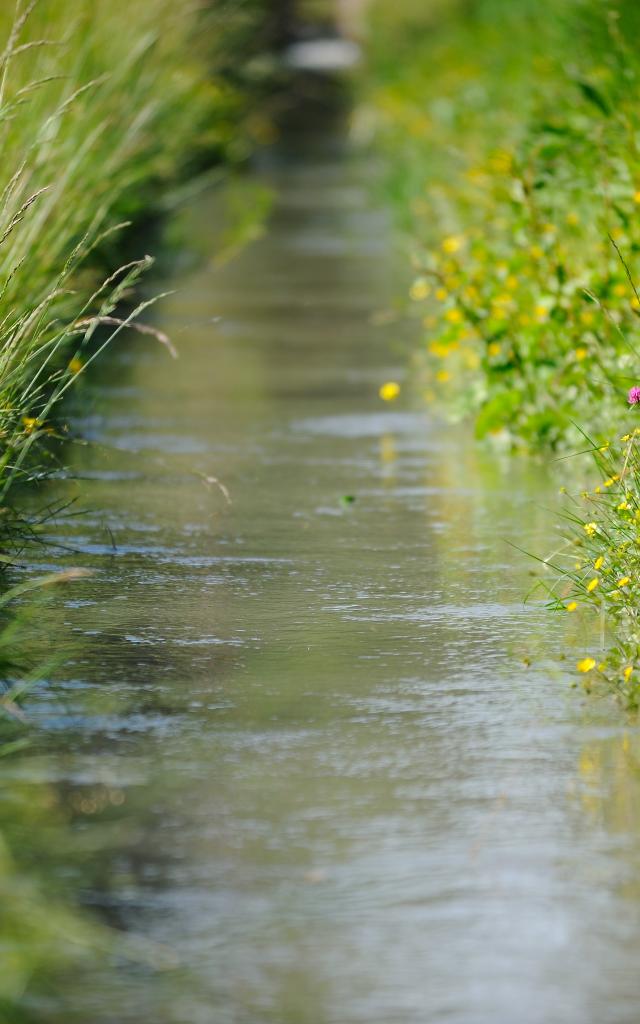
534,304,549,320
566,211,579,226
566,601,578,612
632,296,640,311
618,501,630,511
435,287,448,302
488,342,501,357
634,190,640,204
428,341,449,358
594,556,604,570
577,657,596,673
379,381,400,402
575,347,588,361
613,283,627,298
68,357,83,374
444,308,463,324
410,278,430,301
624,665,634,682
506,275,518,291
620,434,631,442
583,522,598,536
22,416,40,433
586,578,599,592
617,576,631,587
442,235,463,254
436,369,451,383
529,245,544,260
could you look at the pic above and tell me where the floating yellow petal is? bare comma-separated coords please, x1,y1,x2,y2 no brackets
577,657,596,673
442,235,463,254
379,381,400,402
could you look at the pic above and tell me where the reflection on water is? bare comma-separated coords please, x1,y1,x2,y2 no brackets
13,117,640,1022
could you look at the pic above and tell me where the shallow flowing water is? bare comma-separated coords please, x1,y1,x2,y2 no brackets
14,107,640,1023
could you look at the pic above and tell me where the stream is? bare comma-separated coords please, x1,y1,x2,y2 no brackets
15,96,640,1024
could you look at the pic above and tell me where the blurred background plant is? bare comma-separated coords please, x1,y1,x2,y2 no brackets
363,0,640,451
360,0,640,700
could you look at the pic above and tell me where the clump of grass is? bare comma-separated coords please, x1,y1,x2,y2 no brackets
0,0,264,539
539,421,640,706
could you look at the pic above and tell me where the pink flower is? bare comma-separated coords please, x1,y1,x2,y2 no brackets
628,386,640,405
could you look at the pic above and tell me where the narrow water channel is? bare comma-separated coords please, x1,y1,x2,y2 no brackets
20,101,640,1023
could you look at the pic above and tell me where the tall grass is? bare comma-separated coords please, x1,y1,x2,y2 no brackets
0,0,263,528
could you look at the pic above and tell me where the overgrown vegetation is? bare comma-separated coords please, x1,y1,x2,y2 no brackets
363,0,640,702
0,0,272,534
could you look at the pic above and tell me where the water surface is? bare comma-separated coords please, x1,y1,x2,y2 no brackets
17,114,640,1023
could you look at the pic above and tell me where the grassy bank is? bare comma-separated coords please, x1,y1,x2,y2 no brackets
363,0,640,703
0,0,274,533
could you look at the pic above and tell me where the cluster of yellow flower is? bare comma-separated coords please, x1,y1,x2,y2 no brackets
370,2,640,450
552,429,640,703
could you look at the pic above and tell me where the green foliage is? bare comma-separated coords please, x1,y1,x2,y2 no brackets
363,0,640,701
0,0,266,529
363,0,640,451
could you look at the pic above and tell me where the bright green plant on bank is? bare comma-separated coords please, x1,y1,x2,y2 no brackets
542,421,640,707
365,0,640,701
366,0,640,450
